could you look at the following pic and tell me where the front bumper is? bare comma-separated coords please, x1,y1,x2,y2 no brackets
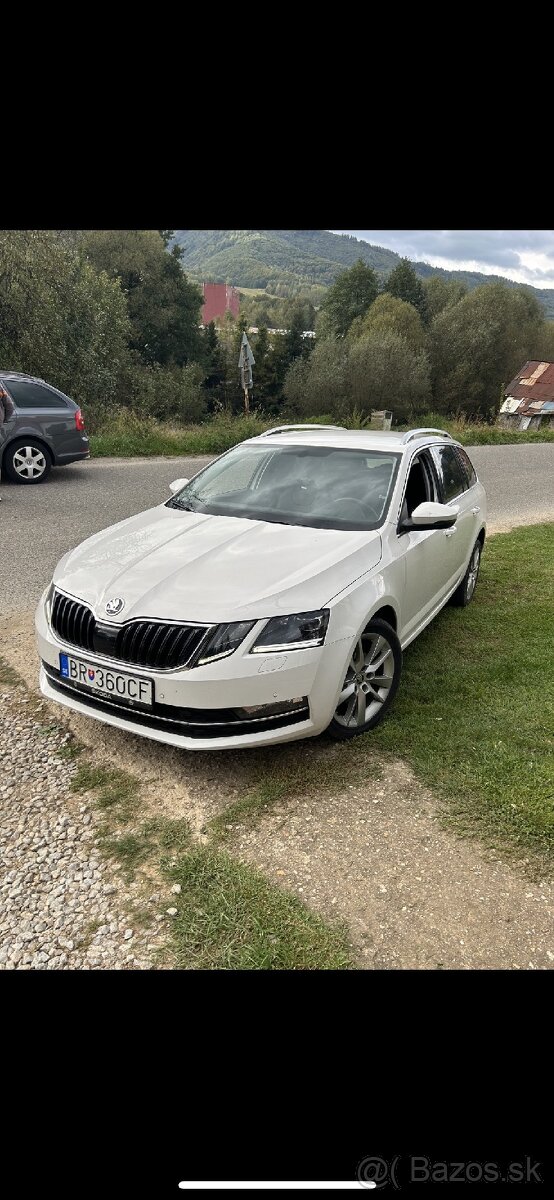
36,600,348,750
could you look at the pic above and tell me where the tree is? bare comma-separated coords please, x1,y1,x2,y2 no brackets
318,259,379,338
202,321,226,390
283,339,349,417
252,325,278,406
283,325,431,423
352,293,426,352
430,283,545,418
283,306,306,361
0,229,130,411
345,331,431,421
384,258,428,322
82,229,203,367
423,276,467,321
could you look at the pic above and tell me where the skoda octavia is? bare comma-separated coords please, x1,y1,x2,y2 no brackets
36,425,486,750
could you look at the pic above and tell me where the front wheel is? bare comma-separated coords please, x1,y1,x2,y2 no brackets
327,618,402,740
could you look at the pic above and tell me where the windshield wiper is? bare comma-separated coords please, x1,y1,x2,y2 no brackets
169,491,203,512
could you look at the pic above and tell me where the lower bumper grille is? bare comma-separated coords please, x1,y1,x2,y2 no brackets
42,662,309,740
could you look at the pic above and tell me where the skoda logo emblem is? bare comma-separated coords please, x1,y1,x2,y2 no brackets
105,597,125,616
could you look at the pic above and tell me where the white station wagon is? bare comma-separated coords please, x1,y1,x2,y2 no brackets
36,425,486,750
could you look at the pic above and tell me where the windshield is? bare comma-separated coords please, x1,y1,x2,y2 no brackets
167,444,401,531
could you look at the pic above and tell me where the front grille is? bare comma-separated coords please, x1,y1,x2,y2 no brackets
43,662,310,739
51,589,210,671
51,591,95,653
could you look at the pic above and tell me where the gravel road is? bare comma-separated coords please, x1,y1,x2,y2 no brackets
1,443,553,615
0,683,166,970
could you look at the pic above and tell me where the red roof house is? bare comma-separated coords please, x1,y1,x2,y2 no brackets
499,361,554,429
201,283,240,326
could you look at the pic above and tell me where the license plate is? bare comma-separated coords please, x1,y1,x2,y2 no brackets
59,653,153,707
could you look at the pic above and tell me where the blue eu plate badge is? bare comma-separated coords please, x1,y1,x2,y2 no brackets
60,653,70,678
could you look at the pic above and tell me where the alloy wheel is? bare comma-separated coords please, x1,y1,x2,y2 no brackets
465,543,481,601
333,629,396,730
13,445,47,480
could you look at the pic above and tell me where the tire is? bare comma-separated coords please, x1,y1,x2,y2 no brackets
327,618,402,740
3,438,52,484
449,537,482,607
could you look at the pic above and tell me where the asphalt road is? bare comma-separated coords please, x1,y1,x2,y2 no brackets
1,444,553,615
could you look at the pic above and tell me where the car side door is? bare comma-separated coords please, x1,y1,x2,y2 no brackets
394,448,455,640
5,379,76,461
427,443,480,588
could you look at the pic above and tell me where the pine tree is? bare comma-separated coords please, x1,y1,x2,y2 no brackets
384,258,428,322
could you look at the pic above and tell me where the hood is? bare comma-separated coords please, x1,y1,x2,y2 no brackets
54,504,382,624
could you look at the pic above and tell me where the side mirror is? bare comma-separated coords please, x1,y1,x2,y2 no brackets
399,501,459,533
169,477,189,495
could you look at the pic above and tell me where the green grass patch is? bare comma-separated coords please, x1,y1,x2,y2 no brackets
56,740,83,760
100,812,351,968
70,762,140,823
209,739,382,839
0,656,22,687
166,847,353,970
369,523,554,872
90,413,275,458
102,816,193,880
394,411,554,446
89,409,554,459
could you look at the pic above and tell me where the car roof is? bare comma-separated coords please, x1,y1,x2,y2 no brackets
0,371,47,383
245,425,458,452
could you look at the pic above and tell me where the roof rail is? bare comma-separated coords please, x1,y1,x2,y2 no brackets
260,423,346,437
401,427,453,444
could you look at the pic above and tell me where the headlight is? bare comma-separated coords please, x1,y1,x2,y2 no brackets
250,610,329,653
44,582,55,623
195,621,256,665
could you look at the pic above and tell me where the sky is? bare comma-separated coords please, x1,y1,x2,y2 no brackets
331,230,554,289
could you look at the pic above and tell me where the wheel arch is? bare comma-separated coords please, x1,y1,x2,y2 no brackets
369,603,398,632
1,433,54,468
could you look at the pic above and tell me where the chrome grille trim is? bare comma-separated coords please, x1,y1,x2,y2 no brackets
50,588,214,672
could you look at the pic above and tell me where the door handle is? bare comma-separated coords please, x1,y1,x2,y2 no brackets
444,529,455,538
472,506,481,515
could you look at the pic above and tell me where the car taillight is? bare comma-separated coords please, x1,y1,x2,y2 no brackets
75,408,85,431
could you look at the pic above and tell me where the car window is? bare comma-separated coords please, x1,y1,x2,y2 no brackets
167,444,402,531
3,380,70,409
455,447,477,488
400,451,437,520
429,444,468,502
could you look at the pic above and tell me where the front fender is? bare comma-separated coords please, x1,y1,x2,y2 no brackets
320,573,401,722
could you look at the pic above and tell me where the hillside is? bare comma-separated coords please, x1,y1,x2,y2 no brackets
172,229,554,317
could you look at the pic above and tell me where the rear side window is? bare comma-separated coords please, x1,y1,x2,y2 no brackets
455,447,477,488
429,444,469,502
4,380,70,409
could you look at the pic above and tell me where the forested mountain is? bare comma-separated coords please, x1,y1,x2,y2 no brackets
172,229,554,317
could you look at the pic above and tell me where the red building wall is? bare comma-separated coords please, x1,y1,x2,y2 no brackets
202,282,240,325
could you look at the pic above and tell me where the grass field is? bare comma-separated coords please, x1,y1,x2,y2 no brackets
89,410,554,458
206,525,554,876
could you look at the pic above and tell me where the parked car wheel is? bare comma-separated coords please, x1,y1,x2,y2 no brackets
449,538,482,607
3,438,52,484
328,618,402,739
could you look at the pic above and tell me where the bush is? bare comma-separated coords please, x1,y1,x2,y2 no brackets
118,360,207,424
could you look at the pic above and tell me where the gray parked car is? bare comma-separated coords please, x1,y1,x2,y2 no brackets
0,372,90,484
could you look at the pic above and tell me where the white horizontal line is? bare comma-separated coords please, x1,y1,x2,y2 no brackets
178,1184,372,1191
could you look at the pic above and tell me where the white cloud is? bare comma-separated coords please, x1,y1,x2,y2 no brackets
331,231,554,288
